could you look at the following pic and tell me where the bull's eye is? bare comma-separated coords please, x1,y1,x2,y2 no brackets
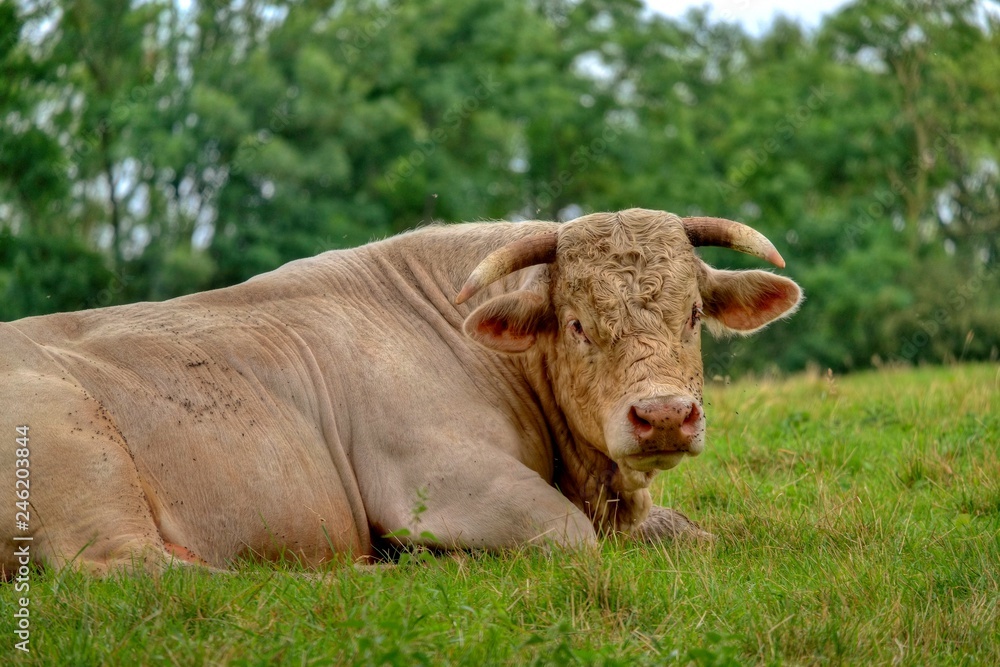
690,303,704,328
567,319,590,343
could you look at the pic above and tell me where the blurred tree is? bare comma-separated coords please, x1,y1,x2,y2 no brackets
0,1,67,235
0,1,120,319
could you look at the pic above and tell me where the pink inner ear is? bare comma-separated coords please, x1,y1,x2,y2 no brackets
464,290,549,353
478,318,509,337
474,314,535,352
756,286,797,318
711,275,801,332
725,295,787,329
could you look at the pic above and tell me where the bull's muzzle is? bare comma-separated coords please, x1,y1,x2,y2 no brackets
627,395,702,452
606,393,706,472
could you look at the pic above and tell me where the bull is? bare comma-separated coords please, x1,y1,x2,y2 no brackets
0,208,801,574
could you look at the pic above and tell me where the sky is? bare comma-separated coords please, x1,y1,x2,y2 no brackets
646,0,852,34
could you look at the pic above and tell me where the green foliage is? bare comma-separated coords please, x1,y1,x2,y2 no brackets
0,230,115,320
1,364,997,664
1,0,998,373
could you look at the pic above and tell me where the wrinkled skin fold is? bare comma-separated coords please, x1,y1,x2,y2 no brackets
0,209,801,575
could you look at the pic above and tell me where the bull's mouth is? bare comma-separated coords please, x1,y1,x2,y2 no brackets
622,450,687,472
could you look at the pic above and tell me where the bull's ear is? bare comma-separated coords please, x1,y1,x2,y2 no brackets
700,266,803,335
463,290,552,353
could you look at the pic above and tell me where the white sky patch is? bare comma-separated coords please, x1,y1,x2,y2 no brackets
646,0,851,34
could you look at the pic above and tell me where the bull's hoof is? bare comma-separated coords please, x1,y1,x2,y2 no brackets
634,505,715,543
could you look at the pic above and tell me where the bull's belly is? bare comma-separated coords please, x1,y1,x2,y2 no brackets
142,463,367,567
118,413,370,567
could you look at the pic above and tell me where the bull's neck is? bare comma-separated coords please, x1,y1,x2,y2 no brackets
518,347,654,535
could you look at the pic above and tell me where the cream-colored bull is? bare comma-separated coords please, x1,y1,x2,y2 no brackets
0,209,801,574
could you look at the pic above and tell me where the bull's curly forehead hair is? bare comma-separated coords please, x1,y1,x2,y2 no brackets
554,210,700,341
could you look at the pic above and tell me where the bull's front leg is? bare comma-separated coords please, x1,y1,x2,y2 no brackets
368,453,599,553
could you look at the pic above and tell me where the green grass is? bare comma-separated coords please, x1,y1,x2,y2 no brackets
4,364,999,665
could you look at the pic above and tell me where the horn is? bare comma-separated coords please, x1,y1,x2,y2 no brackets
682,216,786,268
455,231,558,304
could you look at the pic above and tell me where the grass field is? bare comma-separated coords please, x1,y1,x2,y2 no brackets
4,364,998,665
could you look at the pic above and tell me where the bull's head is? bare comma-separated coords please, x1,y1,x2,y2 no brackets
456,209,802,476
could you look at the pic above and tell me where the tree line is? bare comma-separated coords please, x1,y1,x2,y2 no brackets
1,0,998,375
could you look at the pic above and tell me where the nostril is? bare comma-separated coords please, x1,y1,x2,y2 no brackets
628,406,653,437
680,402,701,438
683,402,701,427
